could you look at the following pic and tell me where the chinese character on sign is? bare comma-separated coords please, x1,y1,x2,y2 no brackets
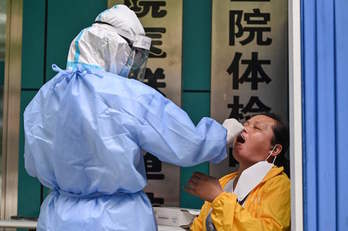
144,153,165,180
124,0,167,18
229,9,271,46
227,96,244,120
226,52,271,90
228,96,271,121
145,27,167,58
146,192,164,206
144,68,166,96
242,96,271,115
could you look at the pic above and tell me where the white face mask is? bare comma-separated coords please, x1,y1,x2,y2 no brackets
233,145,277,204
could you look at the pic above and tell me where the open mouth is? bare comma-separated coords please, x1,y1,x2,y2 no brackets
236,134,246,144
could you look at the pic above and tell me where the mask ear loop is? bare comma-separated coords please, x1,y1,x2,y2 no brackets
272,154,277,164
265,145,278,164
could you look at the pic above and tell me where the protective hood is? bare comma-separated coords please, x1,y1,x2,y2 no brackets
95,5,151,49
66,5,151,75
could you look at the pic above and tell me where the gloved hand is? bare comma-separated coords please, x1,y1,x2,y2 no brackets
222,118,244,146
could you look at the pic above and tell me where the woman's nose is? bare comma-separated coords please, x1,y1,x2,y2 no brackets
243,123,250,129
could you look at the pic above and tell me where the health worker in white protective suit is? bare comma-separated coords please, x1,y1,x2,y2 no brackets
24,5,244,231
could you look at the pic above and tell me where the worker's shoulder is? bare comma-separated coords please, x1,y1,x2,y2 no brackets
124,78,166,100
89,70,159,97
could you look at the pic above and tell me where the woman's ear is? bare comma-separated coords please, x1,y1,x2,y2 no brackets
272,144,283,157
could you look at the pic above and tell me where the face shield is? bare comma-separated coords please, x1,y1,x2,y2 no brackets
119,35,151,81
123,47,149,81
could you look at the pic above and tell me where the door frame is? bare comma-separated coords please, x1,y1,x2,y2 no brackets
289,0,303,230
1,0,22,220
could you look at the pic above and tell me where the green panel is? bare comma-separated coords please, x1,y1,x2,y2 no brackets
180,92,210,209
43,186,51,199
180,0,213,209
182,0,212,91
18,91,41,218
21,0,45,89
45,0,107,81
181,92,211,124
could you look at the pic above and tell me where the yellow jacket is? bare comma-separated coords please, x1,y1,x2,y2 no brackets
190,166,290,231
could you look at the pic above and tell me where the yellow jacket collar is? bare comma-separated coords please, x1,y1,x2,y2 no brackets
221,166,285,185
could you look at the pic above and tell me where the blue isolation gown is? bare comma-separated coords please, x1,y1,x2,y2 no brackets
24,65,227,230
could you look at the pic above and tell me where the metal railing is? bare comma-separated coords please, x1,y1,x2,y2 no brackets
0,219,37,229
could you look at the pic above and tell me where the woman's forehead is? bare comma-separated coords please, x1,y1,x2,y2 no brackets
247,115,276,127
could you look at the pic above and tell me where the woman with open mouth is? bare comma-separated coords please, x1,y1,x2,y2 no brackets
186,113,290,231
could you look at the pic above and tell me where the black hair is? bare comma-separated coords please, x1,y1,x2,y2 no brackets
250,112,290,176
